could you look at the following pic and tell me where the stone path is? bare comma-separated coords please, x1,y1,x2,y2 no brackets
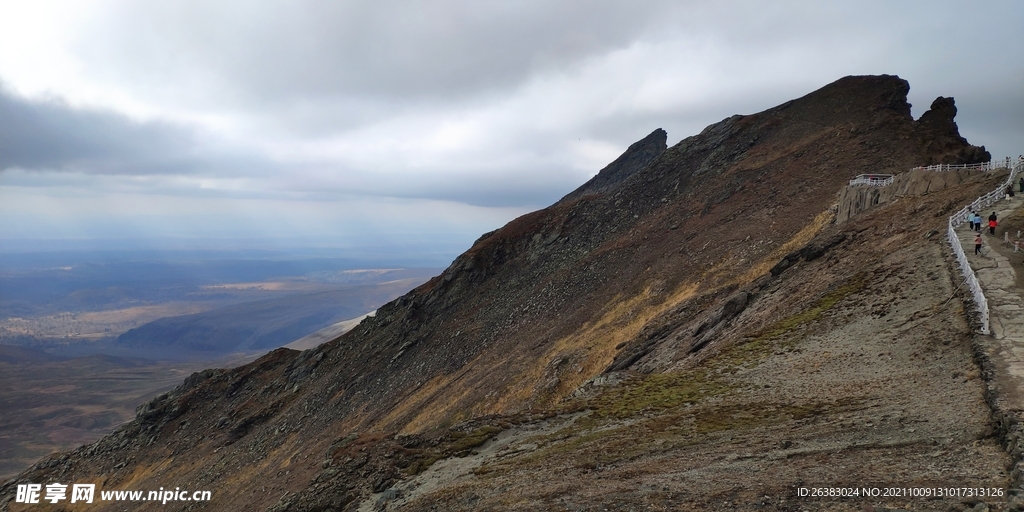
958,193,1024,410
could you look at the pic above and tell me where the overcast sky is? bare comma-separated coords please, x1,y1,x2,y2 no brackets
0,1,1021,260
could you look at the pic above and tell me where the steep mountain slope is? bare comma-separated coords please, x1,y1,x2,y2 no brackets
2,75,1005,511
385,175,1009,511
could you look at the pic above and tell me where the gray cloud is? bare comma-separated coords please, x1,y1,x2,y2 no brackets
287,163,583,208
84,1,671,104
0,81,582,207
0,85,199,174
60,1,1024,155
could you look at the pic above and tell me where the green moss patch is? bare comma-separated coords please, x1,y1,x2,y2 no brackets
717,273,867,368
406,424,505,475
586,370,730,420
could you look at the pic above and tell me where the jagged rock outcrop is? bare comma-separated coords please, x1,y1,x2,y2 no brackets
916,96,991,165
1,75,998,511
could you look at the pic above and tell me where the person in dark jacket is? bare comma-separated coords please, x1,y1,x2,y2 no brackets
989,212,998,235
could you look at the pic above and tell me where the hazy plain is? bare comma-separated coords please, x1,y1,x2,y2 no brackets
0,249,439,353
0,248,441,480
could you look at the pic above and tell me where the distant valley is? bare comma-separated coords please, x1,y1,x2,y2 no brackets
114,278,427,358
0,253,439,357
0,345,252,481
0,251,440,481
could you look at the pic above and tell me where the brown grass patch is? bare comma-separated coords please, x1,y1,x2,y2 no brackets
732,208,835,286
491,282,701,413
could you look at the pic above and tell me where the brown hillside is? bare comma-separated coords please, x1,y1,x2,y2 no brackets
1,75,1004,511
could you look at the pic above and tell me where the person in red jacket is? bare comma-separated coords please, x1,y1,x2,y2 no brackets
989,212,998,235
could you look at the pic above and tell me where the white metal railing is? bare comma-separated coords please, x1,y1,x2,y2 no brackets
913,156,1013,172
850,157,1018,189
947,157,1024,335
1005,231,1024,253
948,222,989,333
849,174,894,186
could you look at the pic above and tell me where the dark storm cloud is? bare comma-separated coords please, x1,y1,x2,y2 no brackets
0,85,199,174
0,79,581,206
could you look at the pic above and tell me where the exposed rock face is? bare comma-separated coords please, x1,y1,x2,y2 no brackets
1,75,999,511
836,167,993,223
918,96,959,134
916,96,991,164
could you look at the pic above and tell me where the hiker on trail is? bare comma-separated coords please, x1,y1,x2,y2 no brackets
974,212,983,232
989,212,998,235
975,233,983,255
1008,185,1016,198
1019,176,1024,193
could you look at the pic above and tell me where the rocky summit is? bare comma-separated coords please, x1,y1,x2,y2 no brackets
2,75,1013,511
